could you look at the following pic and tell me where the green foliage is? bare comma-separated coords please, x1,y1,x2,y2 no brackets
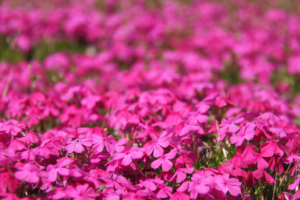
0,36,25,62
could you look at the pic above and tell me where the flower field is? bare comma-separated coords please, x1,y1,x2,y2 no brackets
2,0,300,199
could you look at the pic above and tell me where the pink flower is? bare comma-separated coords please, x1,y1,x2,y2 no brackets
138,177,164,191
230,123,256,146
288,175,300,190
170,192,190,200
178,174,213,198
111,147,143,166
0,172,18,193
174,152,198,168
252,169,275,184
46,157,74,182
81,94,101,109
215,173,242,196
145,131,170,157
92,133,116,154
14,163,47,183
157,184,172,198
65,184,99,200
243,153,269,169
19,131,40,144
170,168,194,183
66,134,93,154
151,149,177,171
260,140,284,157
218,117,244,140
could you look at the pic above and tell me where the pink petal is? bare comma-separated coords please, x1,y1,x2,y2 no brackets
122,155,132,166
131,151,143,159
166,149,177,159
74,143,84,153
257,156,269,169
162,159,173,171
228,185,242,196
48,169,58,182
66,143,76,154
151,159,162,169
288,179,300,190
153,145,164,158
176,171,187,183
58,168,69,176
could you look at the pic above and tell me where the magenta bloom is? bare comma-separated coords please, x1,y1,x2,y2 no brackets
47,157,74,182
243,153,269,169
66,134,93,154
170,168,194,183
19,131,40,144
260,140,284,157
230,123,256,146
170,192,190,200
215,174,242,196
92,133,116,154
138,177,164,191
157,184,172,198
178,174,213,198
151,150,177,171
252,169,275,184
218,117,244,139
65,184,99,200
81,94,101,109
111,147,143,166
14,163,47,183
288,175,300,190
145,131,170,157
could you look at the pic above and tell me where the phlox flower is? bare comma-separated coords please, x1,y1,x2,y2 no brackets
0,193,21,200
0,172,18,193
145,131,170,157
151,149,177,171
122,192,145,200
252,169,275,184
170,168,194,183
60,105,84,127
92,133,116,154
20,148,36,161
65,184,99,200
269,127,287,138
258,112,281,126
243,153,269,169
284,153,300,164
110,147,143,166
215,173,242,196
173,151,198,168
260,140,284,157
157,184,172,199
8,139,26,151
66,134,93,154
170,192,190,200
0,120,26,136
81,94,101,109
47,157,74,182
218,117,244,140
178,174,213,199
33,137,64,159
14,162,47,183
230,123,256,146
19,130,40,144
138,177,164,191
288,174,300,190
44,187,67,200
0,147,15,164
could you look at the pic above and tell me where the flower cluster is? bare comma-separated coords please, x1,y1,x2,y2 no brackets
1,0,300,199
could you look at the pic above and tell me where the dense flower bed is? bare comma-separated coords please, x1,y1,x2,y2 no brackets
1,0,300,199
